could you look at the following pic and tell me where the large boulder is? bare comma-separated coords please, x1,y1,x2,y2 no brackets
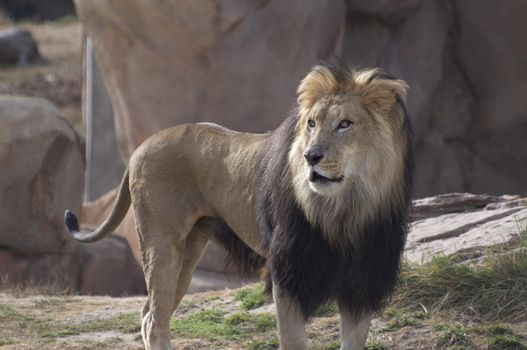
342,0,527,197
74,0,345,157
0,96,83,255
407,193,527,263
0,96,144,296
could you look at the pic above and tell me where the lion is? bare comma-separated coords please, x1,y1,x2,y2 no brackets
65,62,413,350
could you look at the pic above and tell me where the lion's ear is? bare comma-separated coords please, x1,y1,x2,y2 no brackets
357,70,409,118
297,65,338,110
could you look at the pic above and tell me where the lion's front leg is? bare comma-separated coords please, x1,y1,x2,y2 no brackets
272,284,307,350
338,308,372,350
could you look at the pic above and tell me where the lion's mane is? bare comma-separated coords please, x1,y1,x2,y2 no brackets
254,63,414,319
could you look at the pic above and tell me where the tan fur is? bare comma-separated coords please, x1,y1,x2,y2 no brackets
68,66,410,350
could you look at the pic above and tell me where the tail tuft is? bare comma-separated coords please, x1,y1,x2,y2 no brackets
64,210,80,234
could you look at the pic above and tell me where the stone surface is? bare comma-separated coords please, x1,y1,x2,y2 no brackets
78,235,145,296
0,96,144,296
0,96,84,254
342,0,527,197
0,28,43,65
0,0,76,21
407,193,527,263
75,0,345,158
347,0,423,21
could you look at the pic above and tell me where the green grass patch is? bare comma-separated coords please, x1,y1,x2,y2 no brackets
365,338,388,350
472,323,515,336
435,323,468,349
234,284,270,310
171,308,228,340
0,337,16,346
381,310,426,331
40,329,80,338
171,308,276,343
321,340,340,350
247,337,279,350
488,334,527,350
394,223,527,321
0,303,32,321
38,312,141,339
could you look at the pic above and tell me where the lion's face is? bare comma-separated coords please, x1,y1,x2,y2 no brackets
289,65,409,209
296,94,382,195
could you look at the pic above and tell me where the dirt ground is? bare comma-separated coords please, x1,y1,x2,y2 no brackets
0,285,526,350
0,19,83,133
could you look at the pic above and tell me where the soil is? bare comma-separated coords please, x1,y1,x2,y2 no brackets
1,286,526,350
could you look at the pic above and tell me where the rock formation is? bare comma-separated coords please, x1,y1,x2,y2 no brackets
0,96,144,295
407,193,527,263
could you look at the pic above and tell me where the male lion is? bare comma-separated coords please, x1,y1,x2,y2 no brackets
65,63,413,350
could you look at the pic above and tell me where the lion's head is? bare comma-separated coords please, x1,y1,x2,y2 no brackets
288,63,412,246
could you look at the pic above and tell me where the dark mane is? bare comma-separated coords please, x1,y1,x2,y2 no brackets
253,84,414,319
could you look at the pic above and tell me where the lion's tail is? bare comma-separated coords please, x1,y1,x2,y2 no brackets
64,169,131,243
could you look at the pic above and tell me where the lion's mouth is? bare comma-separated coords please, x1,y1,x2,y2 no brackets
309,169,344,183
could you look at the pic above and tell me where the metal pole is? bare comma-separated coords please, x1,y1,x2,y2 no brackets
84,37,93,201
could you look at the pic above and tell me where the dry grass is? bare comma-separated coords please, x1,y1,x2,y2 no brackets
393,222,527,322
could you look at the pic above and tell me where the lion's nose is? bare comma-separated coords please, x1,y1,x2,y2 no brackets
304,148,324,166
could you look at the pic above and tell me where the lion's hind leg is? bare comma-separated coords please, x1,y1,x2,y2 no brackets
133,188,205,350
140,228,209,325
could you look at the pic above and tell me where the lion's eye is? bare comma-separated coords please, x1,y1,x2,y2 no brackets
338,120,353,130
307,119,316,128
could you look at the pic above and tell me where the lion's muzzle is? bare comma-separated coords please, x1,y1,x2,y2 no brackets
309,169,344,183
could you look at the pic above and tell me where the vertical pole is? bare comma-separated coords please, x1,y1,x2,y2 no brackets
84,37,93,201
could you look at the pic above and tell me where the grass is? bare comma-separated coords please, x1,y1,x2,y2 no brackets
381,310,427,331
365,338,388,350
322,341,340,350
394,222,527,321
435,323,468,349
0,303,33,321
0,337,16,346
170,308,276,343
471,323,527,350
488,334,527,349
38,312,141,339
234,283,270,310
247,338,279,350
472,323,515,336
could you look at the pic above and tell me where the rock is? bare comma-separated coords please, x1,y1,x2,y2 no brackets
341,0,527,197
0,97,149,296
0,0,76,22
78,235,145,296
346,0,423,21
74,0,345,158
0,247,80,288
406,193,527,263
0,96,84,254
0,28,43,65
